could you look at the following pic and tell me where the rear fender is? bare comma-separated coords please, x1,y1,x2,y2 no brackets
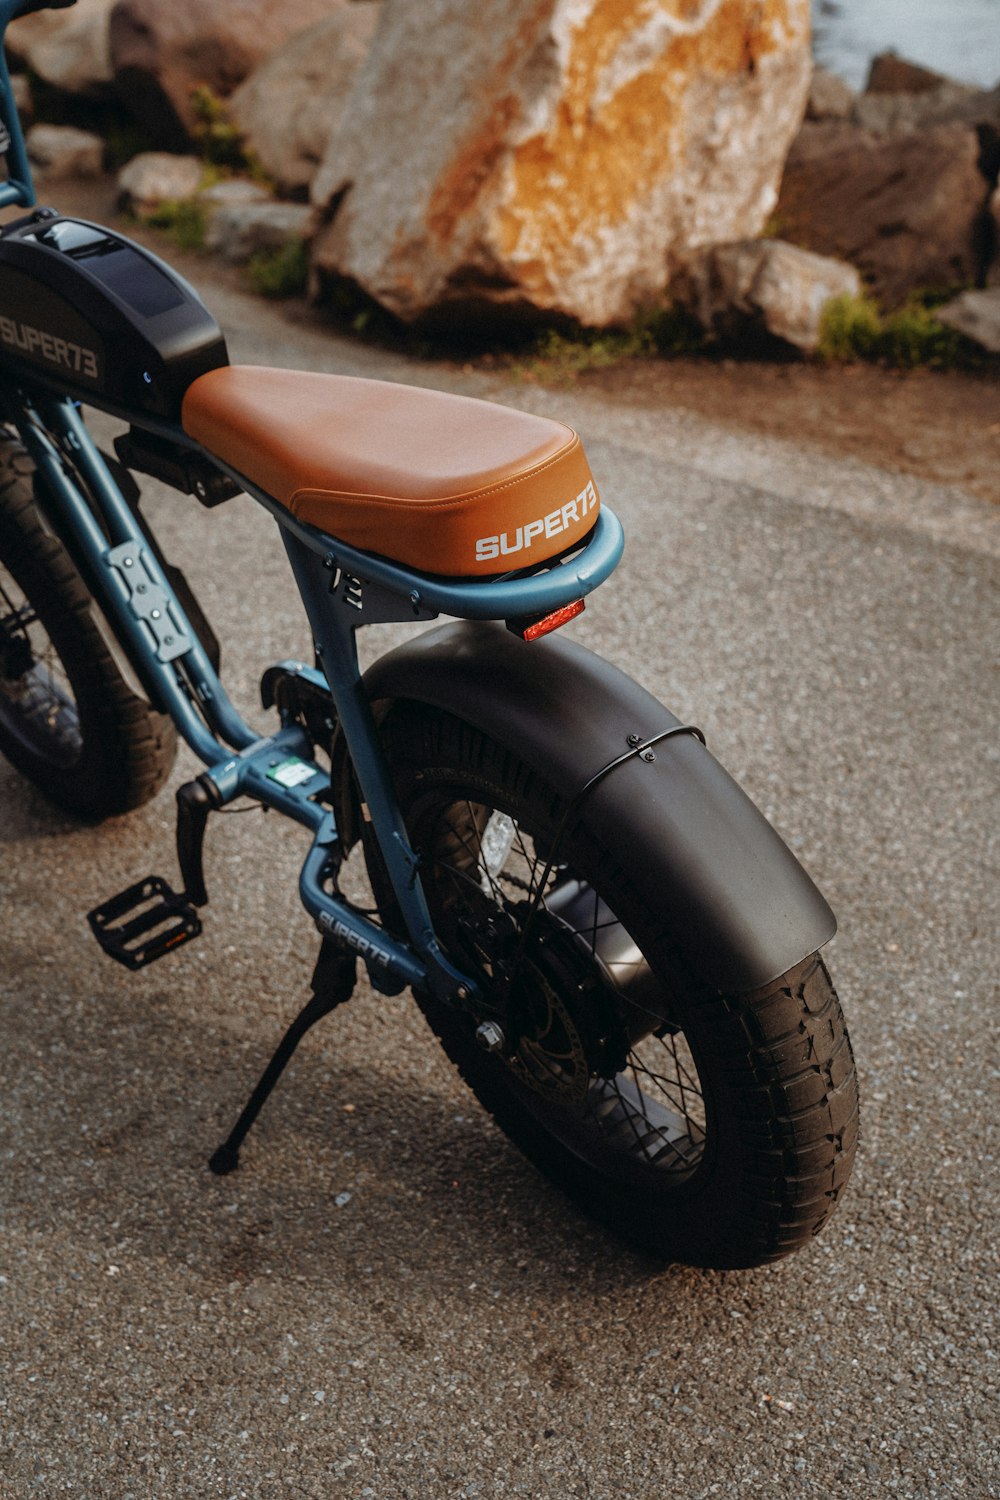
363,622,835,995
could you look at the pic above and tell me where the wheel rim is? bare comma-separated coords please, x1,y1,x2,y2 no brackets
415,795,708,1186
0,561,83,768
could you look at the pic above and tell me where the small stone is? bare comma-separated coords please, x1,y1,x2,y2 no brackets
671,239,861,354
205,201,314,262
117,151,203,213
199,178,271,208
26,123,103,179
935,289,1000,354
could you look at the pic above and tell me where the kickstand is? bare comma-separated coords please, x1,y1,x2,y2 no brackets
208,941,356,1175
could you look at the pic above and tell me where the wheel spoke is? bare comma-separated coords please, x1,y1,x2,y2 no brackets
421,793,707,1180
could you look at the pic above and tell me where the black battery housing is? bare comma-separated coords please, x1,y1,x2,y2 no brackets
0,213,228,420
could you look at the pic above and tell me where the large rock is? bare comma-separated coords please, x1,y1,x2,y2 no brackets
108,0,352,150
229,5,379,198
776,121,987,308
6,0,115,97
312,0,812,329
671,239,861,352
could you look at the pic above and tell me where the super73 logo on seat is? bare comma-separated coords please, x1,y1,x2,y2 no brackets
474,479,598,564
0,315,101,381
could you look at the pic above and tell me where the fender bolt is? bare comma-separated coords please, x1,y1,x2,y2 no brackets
475,1021,505,1053
627,733,641,748
641,750,656,762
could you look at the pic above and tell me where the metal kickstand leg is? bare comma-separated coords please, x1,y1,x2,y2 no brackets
208,941,357,1175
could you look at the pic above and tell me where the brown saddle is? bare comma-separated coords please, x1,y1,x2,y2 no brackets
181,366,600,578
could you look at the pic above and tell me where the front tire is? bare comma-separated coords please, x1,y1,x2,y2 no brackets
0,440,177,818
378,702,858,1268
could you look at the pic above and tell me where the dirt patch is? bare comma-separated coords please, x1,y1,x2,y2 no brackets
509,354,1000,506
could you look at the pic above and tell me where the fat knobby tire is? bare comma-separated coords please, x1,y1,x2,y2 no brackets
0,439,176,817
379,702,859,1269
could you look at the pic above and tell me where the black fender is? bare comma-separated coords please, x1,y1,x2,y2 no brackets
362,621,835,996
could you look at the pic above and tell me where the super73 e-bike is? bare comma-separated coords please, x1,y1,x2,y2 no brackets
0,0,858,1269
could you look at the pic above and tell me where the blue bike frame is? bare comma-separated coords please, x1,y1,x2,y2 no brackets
11,373,623,1008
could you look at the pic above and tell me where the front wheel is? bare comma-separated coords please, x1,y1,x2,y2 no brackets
377,702,858,1268
0,440,177,818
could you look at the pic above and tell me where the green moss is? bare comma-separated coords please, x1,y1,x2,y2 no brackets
142,197,208,253
513,326,648,382
817,292,884,362
818,291,980,369
645,304,710,356
246,239,310,299
188,86,272,184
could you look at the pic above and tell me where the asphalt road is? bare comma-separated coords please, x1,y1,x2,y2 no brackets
1,270,997,1500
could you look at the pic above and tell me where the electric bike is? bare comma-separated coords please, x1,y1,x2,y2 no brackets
0,0,858,1268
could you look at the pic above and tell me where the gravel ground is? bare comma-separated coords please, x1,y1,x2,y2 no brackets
0,272,997,1499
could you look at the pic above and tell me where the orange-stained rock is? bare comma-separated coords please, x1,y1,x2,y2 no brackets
311,0,812,327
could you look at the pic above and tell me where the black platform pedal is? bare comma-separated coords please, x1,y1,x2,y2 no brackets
87,875,202,970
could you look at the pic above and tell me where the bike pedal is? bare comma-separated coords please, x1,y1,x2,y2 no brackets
87,875,202,970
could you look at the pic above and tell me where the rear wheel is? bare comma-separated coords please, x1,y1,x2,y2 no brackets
378,702,858,1268
0,440,176,818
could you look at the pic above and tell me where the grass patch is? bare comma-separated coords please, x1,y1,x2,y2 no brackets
189,86,272,185
507,305,710,383
511,325,653,383
818,291,980,369
141,197,208,252
246,239,309,299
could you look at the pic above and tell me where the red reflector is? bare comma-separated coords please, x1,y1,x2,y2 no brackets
516,598,586,642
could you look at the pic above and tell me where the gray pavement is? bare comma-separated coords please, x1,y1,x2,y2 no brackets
1,272,997,1499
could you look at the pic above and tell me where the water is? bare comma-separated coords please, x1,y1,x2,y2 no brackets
811,0,1000,90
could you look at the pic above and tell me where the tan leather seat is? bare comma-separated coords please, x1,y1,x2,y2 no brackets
181,366,601,578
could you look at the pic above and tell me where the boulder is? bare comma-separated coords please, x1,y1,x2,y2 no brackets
311,0,812,329
851,80,998,136
830,52,1000,139
26,123,103,179
108,0,352,150
205,201,314,263
671,239,861,352
864,52,950,95
116,151,203,213
806,67,856,123
6,0,114,97
229,5,380,198
776,121,986,308
935,288,1000,354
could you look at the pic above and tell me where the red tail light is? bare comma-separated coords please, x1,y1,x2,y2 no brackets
507,598,585,642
